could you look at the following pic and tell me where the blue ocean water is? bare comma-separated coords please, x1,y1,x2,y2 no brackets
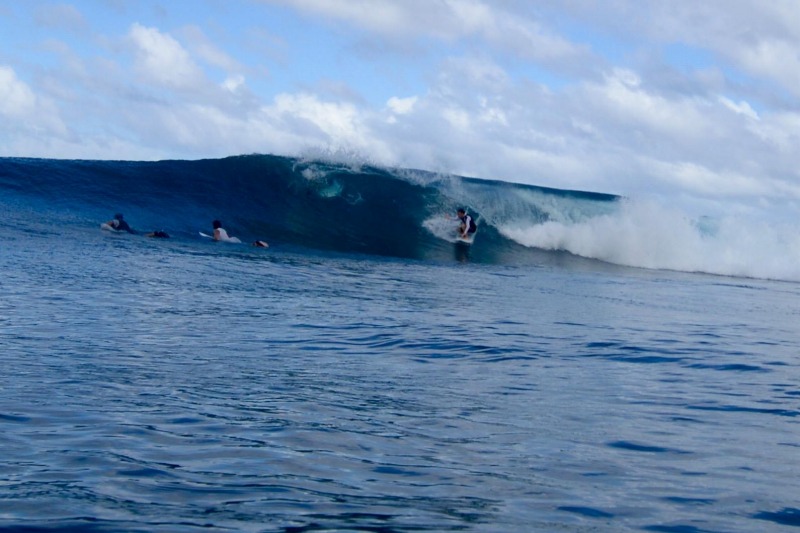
1,155,799,532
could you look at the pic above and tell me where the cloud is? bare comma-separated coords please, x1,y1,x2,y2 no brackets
734,38,800,98
386,96,417,115
0,66,38,117
222,74,246,93
347,51,800,210
128,23,204,89
551,1,800,100
270,92,365,144
650,160,772,197
580,69,718,143
34,3,88,33
180,25,245,74
260,0,593,67
718,96,759,120
0,66,66,135
750,111,800,153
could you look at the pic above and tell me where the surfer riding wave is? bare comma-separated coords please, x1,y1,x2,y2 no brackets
456,208,477,240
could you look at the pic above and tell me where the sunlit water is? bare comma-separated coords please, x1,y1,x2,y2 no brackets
1,226,799,532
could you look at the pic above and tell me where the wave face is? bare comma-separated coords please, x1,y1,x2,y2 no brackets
0,154,615,264
1,154,798,281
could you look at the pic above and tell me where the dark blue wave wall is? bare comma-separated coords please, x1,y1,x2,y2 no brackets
0,154,618,265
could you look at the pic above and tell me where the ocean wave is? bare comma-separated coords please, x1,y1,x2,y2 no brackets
1,154,799,281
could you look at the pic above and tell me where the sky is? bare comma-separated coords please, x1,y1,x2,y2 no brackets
2,0,800,221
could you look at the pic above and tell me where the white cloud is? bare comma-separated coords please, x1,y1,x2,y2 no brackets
718,96,759,120
552,1,800,98
254,93,405,162
734,38,800,98
0,66,67,135
128,23,204,89
441,106,472,131
386,96,417,115
260,0,591,65
750,111,800,153
222,74,246,93
271,92,364,144
0,66,38,117
478,100,507,126
585,69,714,139
180,25,245,73
651,160,770,197
262,0,415,36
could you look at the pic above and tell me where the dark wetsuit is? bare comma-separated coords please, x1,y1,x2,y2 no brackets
114,219,135,234
459,214,477,234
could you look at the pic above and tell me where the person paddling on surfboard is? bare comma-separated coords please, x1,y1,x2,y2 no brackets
212,220,228,241
212,220,238,242
104,213,136,234
456,208,477,240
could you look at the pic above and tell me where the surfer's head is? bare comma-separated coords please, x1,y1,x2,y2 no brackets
457,208,466,216
114,213,124,220
212,220,222,229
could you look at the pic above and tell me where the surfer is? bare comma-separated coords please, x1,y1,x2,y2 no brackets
145,230,170,238
104,213,136,234
212,220,234,242
456,208,477,240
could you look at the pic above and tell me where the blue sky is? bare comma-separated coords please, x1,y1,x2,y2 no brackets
2,0,800,222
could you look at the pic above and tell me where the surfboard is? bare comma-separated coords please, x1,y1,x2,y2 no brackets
457,232,476,245
200,231,241,243
101,223,118,232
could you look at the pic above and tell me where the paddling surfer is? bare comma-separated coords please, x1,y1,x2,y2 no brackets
104,213,136,234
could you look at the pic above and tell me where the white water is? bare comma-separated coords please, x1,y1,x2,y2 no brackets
501,198,800,282
423,215,464,243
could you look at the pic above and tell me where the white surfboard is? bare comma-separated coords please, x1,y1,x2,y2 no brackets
101,223,118,232
200,231,241,243
457,232,476,245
